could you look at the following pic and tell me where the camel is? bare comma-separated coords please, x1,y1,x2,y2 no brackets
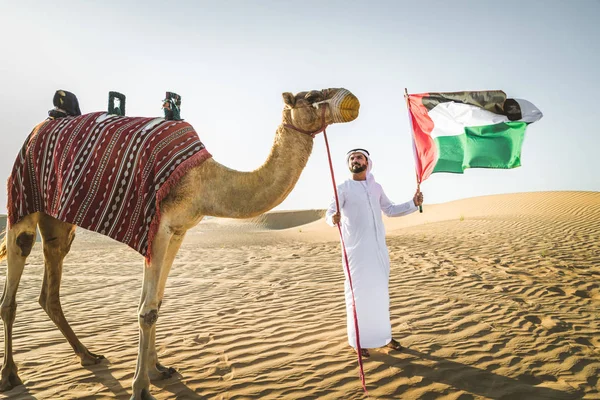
0,87,360,399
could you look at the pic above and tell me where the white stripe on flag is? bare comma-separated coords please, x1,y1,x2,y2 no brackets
429,102,510,138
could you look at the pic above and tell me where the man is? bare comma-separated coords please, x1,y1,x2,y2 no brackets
326,148,423,357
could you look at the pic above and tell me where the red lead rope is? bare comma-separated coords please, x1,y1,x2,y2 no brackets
322,129,368,394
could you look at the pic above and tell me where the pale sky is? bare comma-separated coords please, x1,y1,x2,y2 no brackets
1,0,598,214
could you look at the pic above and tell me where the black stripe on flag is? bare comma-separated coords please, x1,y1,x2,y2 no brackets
421,91,522,121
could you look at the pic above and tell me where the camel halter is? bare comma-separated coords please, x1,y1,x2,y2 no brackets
282,104,328,138
284,101,368,394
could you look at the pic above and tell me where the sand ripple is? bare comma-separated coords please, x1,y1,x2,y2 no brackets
0,191,598,399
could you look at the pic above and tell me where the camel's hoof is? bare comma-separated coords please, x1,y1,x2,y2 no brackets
0,369,23,392
156,363,176,375
80,350,105,366
149,363,176,381
130,388,156,400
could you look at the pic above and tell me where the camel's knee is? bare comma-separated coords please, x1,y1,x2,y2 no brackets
0,304,17,324
139,309,159,327
15,232,35,257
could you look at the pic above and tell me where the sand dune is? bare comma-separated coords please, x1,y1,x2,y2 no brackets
212,209,326,230
0,191,599,399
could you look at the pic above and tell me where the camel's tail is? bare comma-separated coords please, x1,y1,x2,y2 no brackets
0,230,7,262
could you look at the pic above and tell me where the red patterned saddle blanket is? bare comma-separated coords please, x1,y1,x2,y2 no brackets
8,112,212,260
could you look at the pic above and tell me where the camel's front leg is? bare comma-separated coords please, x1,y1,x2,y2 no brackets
131,260,162,400
131,226,174,400
146,232,185,381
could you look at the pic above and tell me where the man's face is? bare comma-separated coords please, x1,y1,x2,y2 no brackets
348,152,368,173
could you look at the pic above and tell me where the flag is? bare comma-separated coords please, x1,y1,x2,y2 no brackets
406,91,543,183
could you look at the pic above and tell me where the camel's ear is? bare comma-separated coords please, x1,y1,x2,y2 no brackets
282,92,296,108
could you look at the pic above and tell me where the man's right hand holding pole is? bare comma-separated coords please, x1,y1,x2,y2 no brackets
332,212,341,226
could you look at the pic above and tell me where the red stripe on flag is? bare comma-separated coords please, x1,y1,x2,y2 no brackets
407,93,437,182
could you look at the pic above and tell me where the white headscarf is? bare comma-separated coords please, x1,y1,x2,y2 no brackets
346,149,374,185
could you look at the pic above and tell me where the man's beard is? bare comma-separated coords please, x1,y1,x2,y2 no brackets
350,164,367,173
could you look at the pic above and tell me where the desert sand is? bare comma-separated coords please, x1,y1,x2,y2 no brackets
0,191,599,399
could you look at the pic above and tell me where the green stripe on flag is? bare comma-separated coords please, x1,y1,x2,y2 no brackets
433,121,527,174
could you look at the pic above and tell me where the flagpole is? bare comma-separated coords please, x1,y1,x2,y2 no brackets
405,88,423,213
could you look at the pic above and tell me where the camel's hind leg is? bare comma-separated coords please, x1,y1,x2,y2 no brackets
0,213,39,392
37,213,105,366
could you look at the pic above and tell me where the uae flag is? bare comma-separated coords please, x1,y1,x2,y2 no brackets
406,90,543,182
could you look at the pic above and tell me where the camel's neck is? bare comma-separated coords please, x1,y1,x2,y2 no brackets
195,123,314,219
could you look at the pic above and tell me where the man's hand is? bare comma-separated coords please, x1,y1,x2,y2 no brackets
331,212,341,225
413,190,424,207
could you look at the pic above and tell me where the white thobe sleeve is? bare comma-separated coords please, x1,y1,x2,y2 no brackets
379,186,418,217
325,187,345,227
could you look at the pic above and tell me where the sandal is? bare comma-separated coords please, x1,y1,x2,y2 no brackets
386,339,403,351
354,348,370,358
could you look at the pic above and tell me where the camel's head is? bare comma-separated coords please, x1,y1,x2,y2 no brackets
282,88,359,134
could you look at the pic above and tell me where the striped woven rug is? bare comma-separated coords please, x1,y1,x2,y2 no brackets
8,112,212,260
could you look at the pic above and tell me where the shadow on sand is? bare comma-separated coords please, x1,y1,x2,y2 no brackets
82,360,130,398
0,385,36,400
83,362,206,399
372,347,582,399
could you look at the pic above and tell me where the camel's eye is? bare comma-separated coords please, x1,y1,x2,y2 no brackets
305,91,323,104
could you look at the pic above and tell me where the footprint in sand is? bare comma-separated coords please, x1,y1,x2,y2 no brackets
217,308,239,316
575,337,593,347
256,290,273,300
511,297,526,305
428,344,442,353
215,354,234,381
541,316,570,333
509,356,523,367
271,279,290,289
547,286,566,296
517,373,543,385
524,315,542,324
193,333,215,346
573,290,590,299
